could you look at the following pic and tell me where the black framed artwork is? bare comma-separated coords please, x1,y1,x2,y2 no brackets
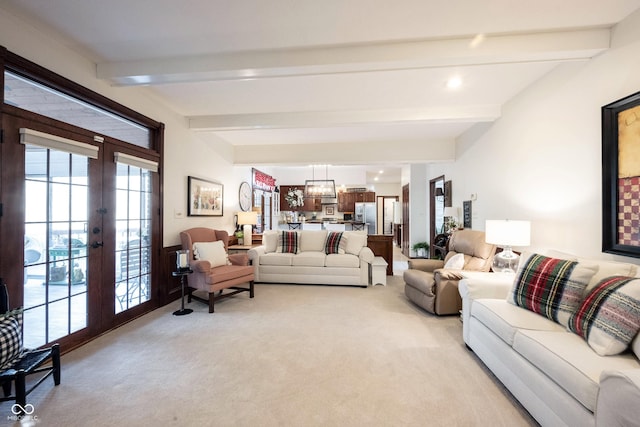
602,90,640,257
463,200,472,229
187,176,223,216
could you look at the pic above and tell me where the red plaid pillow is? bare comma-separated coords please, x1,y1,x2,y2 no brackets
325,232,344,254
278,231,298,254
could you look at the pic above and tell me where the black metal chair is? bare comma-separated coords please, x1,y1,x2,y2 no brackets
0,279,60,414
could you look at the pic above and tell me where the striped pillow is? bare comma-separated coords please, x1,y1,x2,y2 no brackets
277,231,298,254
508,253,597,328
325,232,344,254
568,276,640,356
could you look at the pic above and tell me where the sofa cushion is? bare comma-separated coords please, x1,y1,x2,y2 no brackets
325,231,345,254
298,230,327,252
342,231,368,255
277,231,299,253
326,253,360,268
508,253,598,328
472,299,565,346
262,230,278,253
259,252,294,266
568,276,640,356
576,258,638,293
512,329,640,412
292,251,326,267
193,240,228,267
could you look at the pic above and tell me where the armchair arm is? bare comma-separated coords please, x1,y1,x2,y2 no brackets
408,258,444,272
228,253,249,266
432,269,465,315
190,259,211,273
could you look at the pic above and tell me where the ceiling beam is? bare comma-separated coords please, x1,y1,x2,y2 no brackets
233,139,455,166
188,105,501,131
97,28,610,86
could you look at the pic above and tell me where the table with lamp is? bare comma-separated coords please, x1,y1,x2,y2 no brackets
230,211,259,254
485,219,531,273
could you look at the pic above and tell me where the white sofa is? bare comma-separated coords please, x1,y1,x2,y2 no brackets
248,229,374,286
459,253,640,427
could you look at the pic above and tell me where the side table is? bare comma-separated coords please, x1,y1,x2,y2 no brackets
172,269,193,316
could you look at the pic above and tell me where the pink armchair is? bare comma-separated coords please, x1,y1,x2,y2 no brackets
179,228,254,313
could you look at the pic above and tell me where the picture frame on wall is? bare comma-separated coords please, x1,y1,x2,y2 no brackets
463,200,472,229
602,90,640,257
325,206,335,215
188,176,223,217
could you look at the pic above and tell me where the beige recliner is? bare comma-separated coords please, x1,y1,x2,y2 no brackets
403,229,496,315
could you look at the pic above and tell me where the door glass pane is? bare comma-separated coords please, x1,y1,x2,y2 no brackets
115,163,152,314
23,145,88,349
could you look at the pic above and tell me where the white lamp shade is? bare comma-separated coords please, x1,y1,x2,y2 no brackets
237,211,258,225
485,220,531,247
443,207,459,219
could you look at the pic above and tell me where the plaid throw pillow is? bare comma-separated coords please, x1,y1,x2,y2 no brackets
508,253,597,328
325,232,344,254
568,276,640,356
278,231,298,254
0,309,24,369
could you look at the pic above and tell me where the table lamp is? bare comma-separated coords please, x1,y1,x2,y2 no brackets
237,211,258,246
485,219,531,273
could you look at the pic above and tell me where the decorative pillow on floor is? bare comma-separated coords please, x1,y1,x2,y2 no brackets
277,231,299,254
325,231,345,254
568,276,640,356
0,308,24,369
508,253,598,328
444,253,465,270
193,241,229,267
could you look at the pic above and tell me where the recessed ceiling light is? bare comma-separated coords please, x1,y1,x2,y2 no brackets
447,77,462,89
379,170,384,174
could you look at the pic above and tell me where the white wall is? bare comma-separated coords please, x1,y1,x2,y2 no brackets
429,8,640,262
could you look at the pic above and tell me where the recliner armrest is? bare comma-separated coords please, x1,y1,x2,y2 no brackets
434,269,464,281
408,258,444,272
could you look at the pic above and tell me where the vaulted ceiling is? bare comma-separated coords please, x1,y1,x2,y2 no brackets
2,0,640,183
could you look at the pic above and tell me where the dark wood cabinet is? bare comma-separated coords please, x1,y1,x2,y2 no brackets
367,234,393,275
338,191,375,212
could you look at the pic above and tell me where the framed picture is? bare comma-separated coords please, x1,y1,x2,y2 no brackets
602,90,640,257
188,176,223,216
463,200,472,229
325,205,335,215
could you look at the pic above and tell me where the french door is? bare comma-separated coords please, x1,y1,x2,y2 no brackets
1,107,158,350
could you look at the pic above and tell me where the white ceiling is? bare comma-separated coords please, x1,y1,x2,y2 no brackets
2,0,640,183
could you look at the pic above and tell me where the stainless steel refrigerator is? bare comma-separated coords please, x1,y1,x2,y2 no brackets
355,202,377,234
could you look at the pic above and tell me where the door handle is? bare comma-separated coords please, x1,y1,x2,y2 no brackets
91,241,104,249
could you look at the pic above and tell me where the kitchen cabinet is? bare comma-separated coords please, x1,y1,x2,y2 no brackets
338,191,375,212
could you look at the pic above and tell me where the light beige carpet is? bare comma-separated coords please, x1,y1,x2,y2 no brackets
6,276,538,427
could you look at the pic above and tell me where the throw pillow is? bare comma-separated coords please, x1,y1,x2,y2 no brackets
193,241,228,267
342,231,367,255
277,231,298,254
325,231,344,254
444,253,465,270
0,308,24,369
508,253,598,328
568,276,640,356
